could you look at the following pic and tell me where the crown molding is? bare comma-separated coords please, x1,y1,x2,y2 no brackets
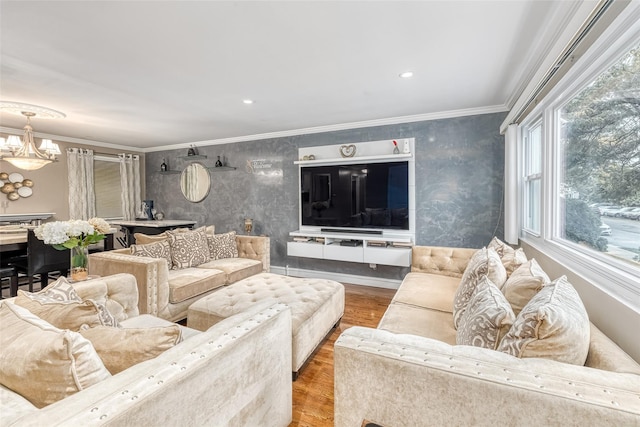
0,126,143,153
3,104,508,154
145,104,508,153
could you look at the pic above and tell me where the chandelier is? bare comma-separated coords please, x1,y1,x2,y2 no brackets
0,102,64,171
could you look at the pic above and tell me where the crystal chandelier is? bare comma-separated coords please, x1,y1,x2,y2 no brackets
0,103,64,171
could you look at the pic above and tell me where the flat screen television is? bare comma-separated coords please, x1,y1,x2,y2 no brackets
300,161,409,231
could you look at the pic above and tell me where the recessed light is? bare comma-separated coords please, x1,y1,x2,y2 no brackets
399,71,414,79
243,99,254,104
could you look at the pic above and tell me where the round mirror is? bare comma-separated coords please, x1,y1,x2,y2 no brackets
180,162,210,203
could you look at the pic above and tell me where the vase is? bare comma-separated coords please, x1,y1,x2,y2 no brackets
70,246,89,281
244,218,253,235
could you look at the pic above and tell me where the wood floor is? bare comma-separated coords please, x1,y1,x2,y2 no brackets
290,284,395,427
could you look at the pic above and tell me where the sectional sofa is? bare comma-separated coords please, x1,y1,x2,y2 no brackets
334,244,640,426
1,273,292,426
89,229,269,322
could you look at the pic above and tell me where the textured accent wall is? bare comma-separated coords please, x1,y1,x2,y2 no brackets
146,112,506,280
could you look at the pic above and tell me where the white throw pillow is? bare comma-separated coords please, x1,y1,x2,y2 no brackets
0,302,111,408
488,237,528,275
501,259,550,315
498,275,590,366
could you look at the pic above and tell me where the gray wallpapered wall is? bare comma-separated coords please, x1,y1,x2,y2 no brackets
145,111,506,281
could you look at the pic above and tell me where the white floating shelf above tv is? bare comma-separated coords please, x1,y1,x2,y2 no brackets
294,153,412,165
296,138,414,166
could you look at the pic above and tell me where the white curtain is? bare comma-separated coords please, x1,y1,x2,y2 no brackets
67,148,96,220
504,124,519,244
119,154,141,220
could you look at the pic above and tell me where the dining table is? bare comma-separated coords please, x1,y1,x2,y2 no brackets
109,219,197,246
0,226,116,253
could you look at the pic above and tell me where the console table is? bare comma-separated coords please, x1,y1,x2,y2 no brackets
111,219,197,246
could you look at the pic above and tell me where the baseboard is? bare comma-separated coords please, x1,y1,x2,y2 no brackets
270,266,401,290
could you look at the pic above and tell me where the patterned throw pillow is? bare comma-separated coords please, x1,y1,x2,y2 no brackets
167,229,210,269
131,240,173,269
16,276,82,303
501,259,550,315
456,276,515,350
15,277,118,330
207,231,239,260
133,225,214,245
453,247,507,329
498,275,590,365
488,237,528,275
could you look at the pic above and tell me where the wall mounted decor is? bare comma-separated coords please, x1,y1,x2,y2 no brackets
187,145,198,156
0,171,34,200
180,162,211,203
339,144,356,158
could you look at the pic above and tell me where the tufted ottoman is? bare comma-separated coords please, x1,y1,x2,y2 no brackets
187,272,345,378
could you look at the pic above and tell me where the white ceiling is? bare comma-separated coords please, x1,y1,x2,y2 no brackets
0,1,589,151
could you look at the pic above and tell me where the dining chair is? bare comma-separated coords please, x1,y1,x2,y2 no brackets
9,229,70,294
0,266,19,298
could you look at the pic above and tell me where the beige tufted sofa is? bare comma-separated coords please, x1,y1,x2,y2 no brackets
334,245,640,426
1,273,292,427
89,235,270,322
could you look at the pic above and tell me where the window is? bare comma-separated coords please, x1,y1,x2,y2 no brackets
557,44,639,267
523,121,542,234
94,156,122,219
519,26,640,307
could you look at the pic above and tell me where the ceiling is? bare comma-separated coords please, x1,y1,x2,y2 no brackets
0,1,589,151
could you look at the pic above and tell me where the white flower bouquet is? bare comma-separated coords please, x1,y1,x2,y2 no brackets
34,217,110,281
34,217,110,249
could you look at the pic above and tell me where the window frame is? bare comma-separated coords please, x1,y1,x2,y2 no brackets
94,154,123,221
518,10,640,310
522,119,543,236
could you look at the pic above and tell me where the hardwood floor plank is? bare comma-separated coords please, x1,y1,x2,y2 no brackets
290,283,395,426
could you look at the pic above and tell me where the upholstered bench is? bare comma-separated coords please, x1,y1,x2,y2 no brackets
187,272,345,378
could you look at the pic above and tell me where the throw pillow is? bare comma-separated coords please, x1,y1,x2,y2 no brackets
501,259,550,315
133,231,169,245
453,247,507,329
15,277,117,330
207,231,239,260
488,237,528,275
456,276,516,350
133,225,214,245
79,325,183,374
0,302,111,408
195,225,215,236
16,276,81,302
131,240,173,269
497,275,590,365
167,229,210,269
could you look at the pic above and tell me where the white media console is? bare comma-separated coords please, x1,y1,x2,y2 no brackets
288,138,416,268
287,229,412,267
